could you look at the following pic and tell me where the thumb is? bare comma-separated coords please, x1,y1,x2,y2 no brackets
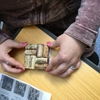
46,41,59,49
10,41,28,49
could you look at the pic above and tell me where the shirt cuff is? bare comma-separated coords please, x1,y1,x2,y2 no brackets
0,33,12,44
64,23,98,57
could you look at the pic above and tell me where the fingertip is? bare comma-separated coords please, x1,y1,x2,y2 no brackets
17,68,25,73
14,62,25,72
12,66,26,73
19,67,25,71
15,41,28,49
20,42,28,48
46,41,52,46
46,67,51,72
21,42,28,45
13,66,26,73
18,65,25,71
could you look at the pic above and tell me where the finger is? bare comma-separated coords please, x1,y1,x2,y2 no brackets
7,40,28,49
1,63,24,73
46,40,59,48
75,60,81,69
48,63,68,76
46,54,63,72
1,63,6,71
12,41,28,48
58,61,81,78
58,67,75,78
4,54,25,70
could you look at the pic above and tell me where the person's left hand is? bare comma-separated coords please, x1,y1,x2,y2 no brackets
46,34,86,78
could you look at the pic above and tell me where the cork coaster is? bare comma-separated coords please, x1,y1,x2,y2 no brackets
24,44,50,70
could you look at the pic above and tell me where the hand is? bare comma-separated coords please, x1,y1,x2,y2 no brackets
0,39,28,73
46,34,86,78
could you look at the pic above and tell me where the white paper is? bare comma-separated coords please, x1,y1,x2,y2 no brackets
0,73,51,100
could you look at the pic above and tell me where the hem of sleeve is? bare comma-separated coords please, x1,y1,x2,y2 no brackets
64,23,96,47
64,23,97,57
0,33,12,44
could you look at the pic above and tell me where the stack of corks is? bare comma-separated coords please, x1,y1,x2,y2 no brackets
24,44,50,70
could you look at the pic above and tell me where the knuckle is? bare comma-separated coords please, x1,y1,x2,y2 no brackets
58,68,65,74
66,71,72,76
3,69,7,72
70,60,76,65
0,55,4,62
70,58,78,65
4,68,11,73
2,67,7,72
59,53,68,62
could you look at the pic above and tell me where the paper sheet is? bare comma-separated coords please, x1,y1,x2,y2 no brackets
0,73,51,100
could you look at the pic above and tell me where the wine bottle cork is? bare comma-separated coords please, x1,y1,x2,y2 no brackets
37,44,43,57
24,50,37,55
25,44,38,50
34,64,47,70
43,45,49,58
24,55,36,69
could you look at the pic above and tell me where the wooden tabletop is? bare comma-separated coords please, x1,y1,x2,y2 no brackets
0,25,100,100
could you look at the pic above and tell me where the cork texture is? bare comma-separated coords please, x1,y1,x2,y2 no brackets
24,44,49,70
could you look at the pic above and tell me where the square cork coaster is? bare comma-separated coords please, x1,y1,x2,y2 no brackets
24,44,50,70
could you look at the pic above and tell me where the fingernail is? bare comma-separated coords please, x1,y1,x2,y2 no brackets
20,68,25,72
22,42,28,45
22,67,25,70
21,69,25,72
46,41,51,45
46,68,51,72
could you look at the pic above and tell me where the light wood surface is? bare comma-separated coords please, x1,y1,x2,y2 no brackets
0,25,100,100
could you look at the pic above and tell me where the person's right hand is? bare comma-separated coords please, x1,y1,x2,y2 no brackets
0,39,28,73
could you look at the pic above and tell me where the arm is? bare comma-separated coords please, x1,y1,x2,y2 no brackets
46,0,100,77
64,0,100,56
0,29,11,44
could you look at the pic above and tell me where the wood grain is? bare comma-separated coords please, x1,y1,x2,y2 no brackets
0,25,100,100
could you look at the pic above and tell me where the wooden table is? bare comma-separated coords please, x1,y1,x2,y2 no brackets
0,25,100,100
